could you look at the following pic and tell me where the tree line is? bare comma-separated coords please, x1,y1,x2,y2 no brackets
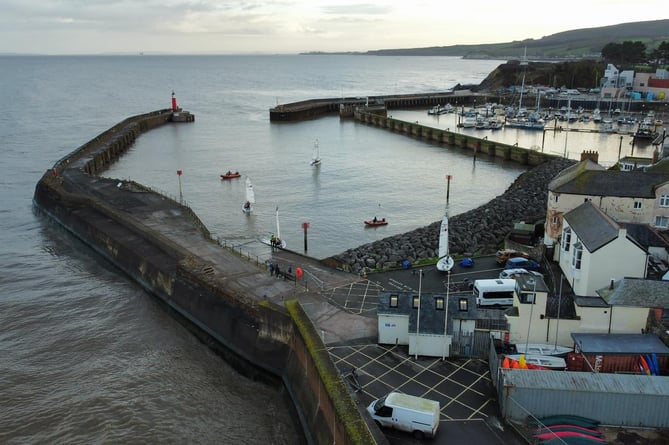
601,40,669,68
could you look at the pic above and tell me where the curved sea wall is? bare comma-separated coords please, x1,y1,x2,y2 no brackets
33,110,378,445
327,157,576,273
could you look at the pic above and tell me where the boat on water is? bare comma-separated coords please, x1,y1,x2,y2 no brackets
514,343,572,357
505,354,567,370
364,218,387,227
261,207,286,248
634,121,656,141
428,103,454,115
221,170,241,180
592,108,602,123
436,216,454,272
310,139,321,166
242,177,255,213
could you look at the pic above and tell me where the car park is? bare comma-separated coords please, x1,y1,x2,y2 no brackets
504,257,541,271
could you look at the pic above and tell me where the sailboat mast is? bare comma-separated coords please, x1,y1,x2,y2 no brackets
275,206,281,239
518,48,528,112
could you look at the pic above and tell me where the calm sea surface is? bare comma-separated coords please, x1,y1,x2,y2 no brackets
0,54,635,443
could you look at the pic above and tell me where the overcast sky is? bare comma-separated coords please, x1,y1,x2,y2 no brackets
1,0,666,55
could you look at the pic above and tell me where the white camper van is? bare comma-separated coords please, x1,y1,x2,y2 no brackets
473,278,516,307
367,392,440,439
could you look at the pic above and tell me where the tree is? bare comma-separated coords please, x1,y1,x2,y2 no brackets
601,41,647,66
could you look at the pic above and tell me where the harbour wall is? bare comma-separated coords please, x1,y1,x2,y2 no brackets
33,110,379,445
354,110,557,166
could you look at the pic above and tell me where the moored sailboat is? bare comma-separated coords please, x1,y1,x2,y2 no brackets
436,216,454,272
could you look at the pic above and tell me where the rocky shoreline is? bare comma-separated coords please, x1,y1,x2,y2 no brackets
329,157,576,273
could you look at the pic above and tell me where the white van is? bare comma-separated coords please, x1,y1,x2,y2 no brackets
473,279,516,307
367,392,440,439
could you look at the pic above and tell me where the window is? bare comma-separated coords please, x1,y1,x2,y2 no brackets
572,242,583,270
435,297,444,310
551,216,558,225
655,216,669,228
389,295,398,308
554,195,559,203
561,227,571,252
633,201,642,209
412,296,419,309
660,195,669,207
458,298,468,311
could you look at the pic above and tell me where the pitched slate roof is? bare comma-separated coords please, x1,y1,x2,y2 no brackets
571,332,669,354
552,170,669,197
624,223,669,249
548,159,604,191
563,201,620,252
596,277,669,308
377,292,476,335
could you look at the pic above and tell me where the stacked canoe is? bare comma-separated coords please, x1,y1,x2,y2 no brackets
533,415,604,444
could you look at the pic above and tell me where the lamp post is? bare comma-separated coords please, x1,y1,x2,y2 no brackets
442,271,451,360
524,278,537,353
415,269,422,360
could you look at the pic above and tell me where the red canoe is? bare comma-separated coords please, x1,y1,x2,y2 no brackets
220,172,241,179
364,219,388,227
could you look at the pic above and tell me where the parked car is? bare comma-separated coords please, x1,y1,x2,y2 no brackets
504,257,541,271
495,249,529,264
499,268,543,280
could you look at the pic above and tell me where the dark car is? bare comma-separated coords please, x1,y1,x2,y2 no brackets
504,257,541,271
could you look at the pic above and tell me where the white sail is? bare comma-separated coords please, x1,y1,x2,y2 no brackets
261,206,286,248
310,139,321,166
436,216,454,272
246,177,255,204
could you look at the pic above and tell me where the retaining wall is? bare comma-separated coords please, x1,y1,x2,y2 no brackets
355,110,557,167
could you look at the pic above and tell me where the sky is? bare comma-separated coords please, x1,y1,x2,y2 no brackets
1,0,667,55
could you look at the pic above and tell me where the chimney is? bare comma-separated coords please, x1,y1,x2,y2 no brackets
609,279,614,290
580,150,599,163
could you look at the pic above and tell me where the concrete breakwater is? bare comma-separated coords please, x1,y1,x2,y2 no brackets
33,110,379,445
327,157,576,273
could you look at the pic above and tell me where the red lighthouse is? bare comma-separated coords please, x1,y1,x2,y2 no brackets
171,91,178,111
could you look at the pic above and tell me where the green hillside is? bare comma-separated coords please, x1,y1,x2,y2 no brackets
306,19,669,59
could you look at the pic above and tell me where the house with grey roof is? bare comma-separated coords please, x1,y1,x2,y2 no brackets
376,291,477,358
559,201,647,296
544,158,669,257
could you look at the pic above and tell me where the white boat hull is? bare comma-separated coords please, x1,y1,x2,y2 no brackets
436,256,454,272
514,343,571,357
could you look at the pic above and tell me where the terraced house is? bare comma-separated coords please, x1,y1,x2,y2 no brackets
543,156,669,296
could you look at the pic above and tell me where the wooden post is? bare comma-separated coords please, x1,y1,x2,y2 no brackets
302,222,310,252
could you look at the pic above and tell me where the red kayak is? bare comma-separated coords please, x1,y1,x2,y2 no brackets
364,219,387,227
220,172,241,180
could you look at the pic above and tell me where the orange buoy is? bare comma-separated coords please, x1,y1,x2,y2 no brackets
502,357,510,369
